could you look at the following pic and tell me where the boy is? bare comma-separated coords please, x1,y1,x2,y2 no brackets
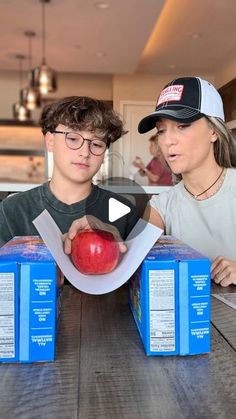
0,96,139,248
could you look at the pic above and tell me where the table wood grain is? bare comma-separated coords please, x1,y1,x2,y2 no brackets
211,283,236,351
78,285,236,419
0,286,82,419
0,284,235,419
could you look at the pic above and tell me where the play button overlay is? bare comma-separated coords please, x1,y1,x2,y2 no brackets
109,197,131,222
84,176,151,241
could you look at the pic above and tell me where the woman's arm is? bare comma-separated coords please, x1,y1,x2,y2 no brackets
143,205,165,230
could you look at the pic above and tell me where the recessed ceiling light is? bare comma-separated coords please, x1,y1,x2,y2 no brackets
95,2,110,9
96,51,106,58
190,32,202,40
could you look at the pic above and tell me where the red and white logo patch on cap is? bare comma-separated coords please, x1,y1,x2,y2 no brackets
157,85,184,106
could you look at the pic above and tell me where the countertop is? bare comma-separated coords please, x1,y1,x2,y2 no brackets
0,182,171,194
0,182,41,192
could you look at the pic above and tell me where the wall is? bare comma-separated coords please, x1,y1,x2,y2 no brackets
1,68,235,120
0,71,22,120
1,66,236,183
213,56,236,89
46,72,113,101
112,72,215,112
0,71,113,120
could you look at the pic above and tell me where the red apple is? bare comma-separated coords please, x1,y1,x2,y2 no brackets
71,229,120,275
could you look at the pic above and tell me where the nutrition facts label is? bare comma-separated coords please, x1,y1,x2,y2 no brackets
0,273,15,359
149,269,175,352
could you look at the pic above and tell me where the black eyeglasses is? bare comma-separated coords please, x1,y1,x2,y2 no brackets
52,130,108,156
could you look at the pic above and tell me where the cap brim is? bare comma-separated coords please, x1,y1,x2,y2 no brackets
138,108,203,133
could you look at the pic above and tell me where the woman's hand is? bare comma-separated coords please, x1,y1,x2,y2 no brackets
211,256,236,287
62,215,127,255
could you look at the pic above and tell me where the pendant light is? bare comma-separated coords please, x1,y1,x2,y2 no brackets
20,31,41,110
12,54,31,121
31,0,57,95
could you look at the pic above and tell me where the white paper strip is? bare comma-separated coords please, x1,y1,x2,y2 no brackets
33,209,163,295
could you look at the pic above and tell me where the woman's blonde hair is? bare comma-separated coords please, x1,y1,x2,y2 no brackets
174,116,236,183
207,116,236,167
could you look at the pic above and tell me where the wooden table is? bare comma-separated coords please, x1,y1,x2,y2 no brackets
0,283,236,419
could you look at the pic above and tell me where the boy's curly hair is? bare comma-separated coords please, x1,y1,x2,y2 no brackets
39,96,127,145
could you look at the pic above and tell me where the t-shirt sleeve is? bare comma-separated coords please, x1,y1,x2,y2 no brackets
0,200,13,246
149,192,169,224
146,159,163,176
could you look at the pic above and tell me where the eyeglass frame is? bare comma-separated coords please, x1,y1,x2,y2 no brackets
52,130,110,156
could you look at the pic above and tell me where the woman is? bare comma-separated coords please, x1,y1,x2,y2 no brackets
133,134,173,185
138,76,236,287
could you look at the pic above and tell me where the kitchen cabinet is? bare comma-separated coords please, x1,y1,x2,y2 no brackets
0,120,46,183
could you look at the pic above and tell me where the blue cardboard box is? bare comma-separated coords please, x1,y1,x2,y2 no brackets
0,236,63,363
129,235,211,356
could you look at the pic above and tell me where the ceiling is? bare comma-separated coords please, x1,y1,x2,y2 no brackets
0,0,236,77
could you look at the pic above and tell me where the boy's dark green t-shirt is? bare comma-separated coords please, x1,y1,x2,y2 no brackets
0,182,139,246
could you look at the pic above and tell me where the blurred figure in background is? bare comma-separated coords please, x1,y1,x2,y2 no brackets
133,134,173,186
